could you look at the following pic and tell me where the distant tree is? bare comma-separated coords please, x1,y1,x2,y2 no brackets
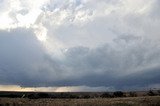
113,91,124,97
37,93,50,98
83,95,91,99
50,94,57,98
157,90,160,96
69,94,78,98
147,90,155,96
59,93,67,98
92,94,99,98
27,94,38,99
7,94,20,98
58,93,79,98
129,92,137,97
101,92,112,98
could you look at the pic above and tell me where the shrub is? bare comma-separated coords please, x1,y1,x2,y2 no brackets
81,95,91,99
56,93,79,98
6,94,21,98
129,92,137,97
37,93,50,98
157,90,160,96
59,93,70,98
27,94,38,99
147,90,155,96
101,92,112,98
113,91,124,97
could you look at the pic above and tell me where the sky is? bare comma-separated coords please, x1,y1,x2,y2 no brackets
0,0,160,92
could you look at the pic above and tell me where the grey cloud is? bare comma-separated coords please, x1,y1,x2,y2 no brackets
0,28,160,90
18,9,29,15
0,28,47,85
40,36,160,89
149,0,160,19
0,0,160,90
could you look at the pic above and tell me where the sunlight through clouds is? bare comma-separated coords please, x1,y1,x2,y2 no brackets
0,85,114,92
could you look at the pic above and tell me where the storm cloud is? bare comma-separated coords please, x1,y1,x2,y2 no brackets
0,0,160,90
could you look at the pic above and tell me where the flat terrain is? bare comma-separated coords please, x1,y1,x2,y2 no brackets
0,96,160,106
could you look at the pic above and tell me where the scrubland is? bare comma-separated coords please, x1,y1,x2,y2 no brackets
0,90,160,106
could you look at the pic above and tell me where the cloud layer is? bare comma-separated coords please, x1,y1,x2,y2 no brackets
0,0,160,90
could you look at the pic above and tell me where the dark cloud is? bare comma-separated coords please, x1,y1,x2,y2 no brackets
0,28,46,85
54,37,160,90
0,28,160,90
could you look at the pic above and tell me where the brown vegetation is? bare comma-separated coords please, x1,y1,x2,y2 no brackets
0,96,160,106
0,90,159,106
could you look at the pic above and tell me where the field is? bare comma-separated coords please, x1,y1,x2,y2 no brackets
0,96,160,106
0,91,160,106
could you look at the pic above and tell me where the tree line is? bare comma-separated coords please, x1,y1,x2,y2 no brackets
0,90,159,99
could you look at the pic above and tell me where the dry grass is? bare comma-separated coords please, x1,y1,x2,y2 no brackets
0,96,160,106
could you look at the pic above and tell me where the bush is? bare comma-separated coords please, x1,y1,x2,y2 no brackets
37,93,50,98
27,94,38,99
129,92,137,97
157,90,160,96
113,91,124,97
56,93,79,98
147,90,155,96
6,94,21,98
83,95,91,99
59,93,69,98
69,94,80,99
101,92,112,98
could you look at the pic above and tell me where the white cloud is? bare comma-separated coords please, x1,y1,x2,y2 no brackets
0,0,49,29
